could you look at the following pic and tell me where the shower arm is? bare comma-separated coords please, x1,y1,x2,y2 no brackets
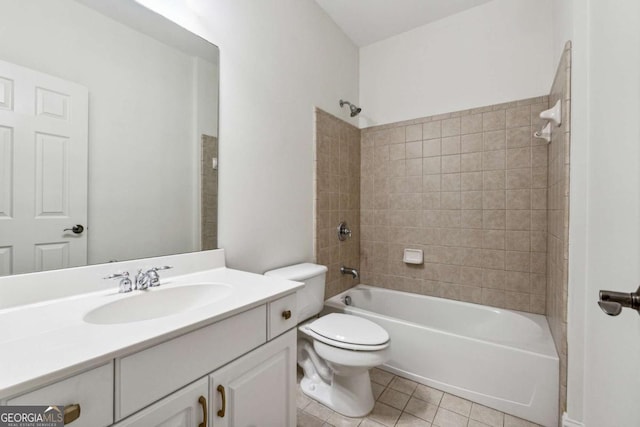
339,99,361,117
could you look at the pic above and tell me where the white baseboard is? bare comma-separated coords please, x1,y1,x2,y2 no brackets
563,413,585,427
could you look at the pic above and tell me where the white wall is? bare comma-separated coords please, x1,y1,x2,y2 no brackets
551,0,574,67
0,0,218,265
135,0,359,273
359,0,554,126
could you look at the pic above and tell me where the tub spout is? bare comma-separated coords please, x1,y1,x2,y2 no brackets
340,266,359,279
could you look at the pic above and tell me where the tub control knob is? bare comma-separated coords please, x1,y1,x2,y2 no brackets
337,222,352,241
282,310,292,320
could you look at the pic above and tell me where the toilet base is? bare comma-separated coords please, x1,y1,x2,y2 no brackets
300,370,375,418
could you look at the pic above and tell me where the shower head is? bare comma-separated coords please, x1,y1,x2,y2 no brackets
339,99,362,117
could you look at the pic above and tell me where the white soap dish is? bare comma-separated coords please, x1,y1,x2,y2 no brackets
403,249,423,265
540,99,562,126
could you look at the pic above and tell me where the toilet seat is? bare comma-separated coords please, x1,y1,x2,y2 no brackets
302,313,390,351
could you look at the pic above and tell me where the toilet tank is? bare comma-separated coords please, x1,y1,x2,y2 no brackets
264,263,328,321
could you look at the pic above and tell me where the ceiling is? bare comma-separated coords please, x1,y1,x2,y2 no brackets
314,0,494,47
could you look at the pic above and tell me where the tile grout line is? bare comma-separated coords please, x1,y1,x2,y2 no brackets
298,369,541,427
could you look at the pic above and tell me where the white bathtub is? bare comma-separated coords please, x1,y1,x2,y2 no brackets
323,285,559,427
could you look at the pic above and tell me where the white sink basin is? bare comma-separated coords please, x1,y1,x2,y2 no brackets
84,283,233,324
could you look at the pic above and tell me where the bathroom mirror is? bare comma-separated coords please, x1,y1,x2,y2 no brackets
0,0,219,276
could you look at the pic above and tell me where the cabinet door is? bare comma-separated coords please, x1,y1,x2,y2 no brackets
115,377,208,427
209,329,296,427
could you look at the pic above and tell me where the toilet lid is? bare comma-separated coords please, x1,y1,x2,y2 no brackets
308,313,389,347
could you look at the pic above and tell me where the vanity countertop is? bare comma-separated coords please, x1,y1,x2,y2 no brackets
0,267,302,399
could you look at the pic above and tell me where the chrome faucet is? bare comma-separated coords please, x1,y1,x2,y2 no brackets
135,266,173,290
104,266,173,293
340,266,359,279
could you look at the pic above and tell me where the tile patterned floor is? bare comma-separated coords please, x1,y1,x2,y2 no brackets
296,367,541,427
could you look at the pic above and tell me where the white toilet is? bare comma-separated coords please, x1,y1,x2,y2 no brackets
265,263,390,417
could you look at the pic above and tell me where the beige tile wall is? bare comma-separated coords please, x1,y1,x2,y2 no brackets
315,109,361,298
360,96,549,314
201,134,218,250
547,41,571,414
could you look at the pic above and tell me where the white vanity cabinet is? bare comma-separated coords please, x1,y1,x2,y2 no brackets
0,260,301,427
114,329,296,427
0,298,297,427
209,329,296,427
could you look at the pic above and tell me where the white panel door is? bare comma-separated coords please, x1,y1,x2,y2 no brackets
209,330,296,427
0,59,88,275
580,1,640,426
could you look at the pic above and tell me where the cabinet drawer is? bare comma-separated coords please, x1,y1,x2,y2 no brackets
116,305,266,420
268,293,297,340
7,362,113,427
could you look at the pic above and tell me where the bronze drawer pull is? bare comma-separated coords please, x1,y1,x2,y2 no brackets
217,385,226,417
282,310,292,320
63,404,81,424
198,395,207,427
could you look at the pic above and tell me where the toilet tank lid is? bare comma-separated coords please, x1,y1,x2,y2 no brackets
264,263,328,281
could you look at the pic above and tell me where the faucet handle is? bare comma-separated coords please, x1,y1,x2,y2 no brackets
337,222,352,241
147,266,173,287
104,272,132,293
104,272,128,280
135,269,151,290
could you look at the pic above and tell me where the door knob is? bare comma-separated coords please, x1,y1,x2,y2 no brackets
63,224,84,234
598,285,640,316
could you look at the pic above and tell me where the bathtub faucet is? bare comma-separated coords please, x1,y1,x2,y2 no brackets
340,266,359,279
